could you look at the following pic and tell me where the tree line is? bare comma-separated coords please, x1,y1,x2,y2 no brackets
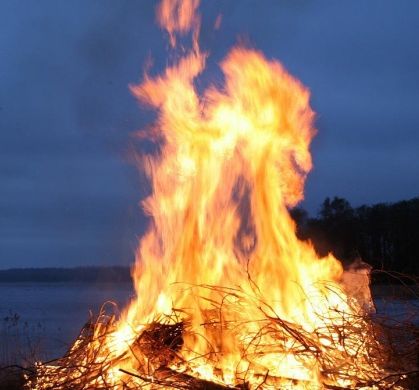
290,196,419,276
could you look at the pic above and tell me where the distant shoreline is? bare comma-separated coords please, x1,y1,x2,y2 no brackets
0,266,131,283
0,266,416,288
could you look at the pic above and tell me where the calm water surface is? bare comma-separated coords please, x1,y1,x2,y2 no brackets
0,282,134,363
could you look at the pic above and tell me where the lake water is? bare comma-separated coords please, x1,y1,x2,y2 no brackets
0,282,134,364
1,282,417,365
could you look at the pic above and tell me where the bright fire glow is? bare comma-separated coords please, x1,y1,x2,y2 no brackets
29,2,392,389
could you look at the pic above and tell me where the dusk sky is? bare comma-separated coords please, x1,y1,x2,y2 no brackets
1,1,418,269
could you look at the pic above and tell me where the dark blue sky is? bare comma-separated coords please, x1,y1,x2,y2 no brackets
1,1,418,268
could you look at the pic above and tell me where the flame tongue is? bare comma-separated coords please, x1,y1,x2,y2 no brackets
157,0,201,48
123,2,354,386
129,43,343,319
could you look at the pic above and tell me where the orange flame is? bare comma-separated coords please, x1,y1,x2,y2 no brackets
157,0,200,48
124,42,350,384
30,2,389,389
111,1,373,387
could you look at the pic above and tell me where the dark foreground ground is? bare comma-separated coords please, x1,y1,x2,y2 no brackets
0,366,26,390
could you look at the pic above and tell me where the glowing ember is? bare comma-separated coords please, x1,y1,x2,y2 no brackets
28,1,408,389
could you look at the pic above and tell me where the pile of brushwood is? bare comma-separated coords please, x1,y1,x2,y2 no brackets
21,282,419,390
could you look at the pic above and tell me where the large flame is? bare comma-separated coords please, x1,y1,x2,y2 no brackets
125,42,347,381
30,2,391,389
117,1,371,387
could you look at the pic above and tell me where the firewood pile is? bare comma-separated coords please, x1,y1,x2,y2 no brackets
25,285,419,390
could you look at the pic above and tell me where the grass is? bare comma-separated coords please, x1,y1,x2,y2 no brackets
0,311,45,390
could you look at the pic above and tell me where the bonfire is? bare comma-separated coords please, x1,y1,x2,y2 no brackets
26,1,417,389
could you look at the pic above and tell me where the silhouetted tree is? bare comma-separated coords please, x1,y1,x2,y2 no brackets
291,197,419,275
289,207,309,238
